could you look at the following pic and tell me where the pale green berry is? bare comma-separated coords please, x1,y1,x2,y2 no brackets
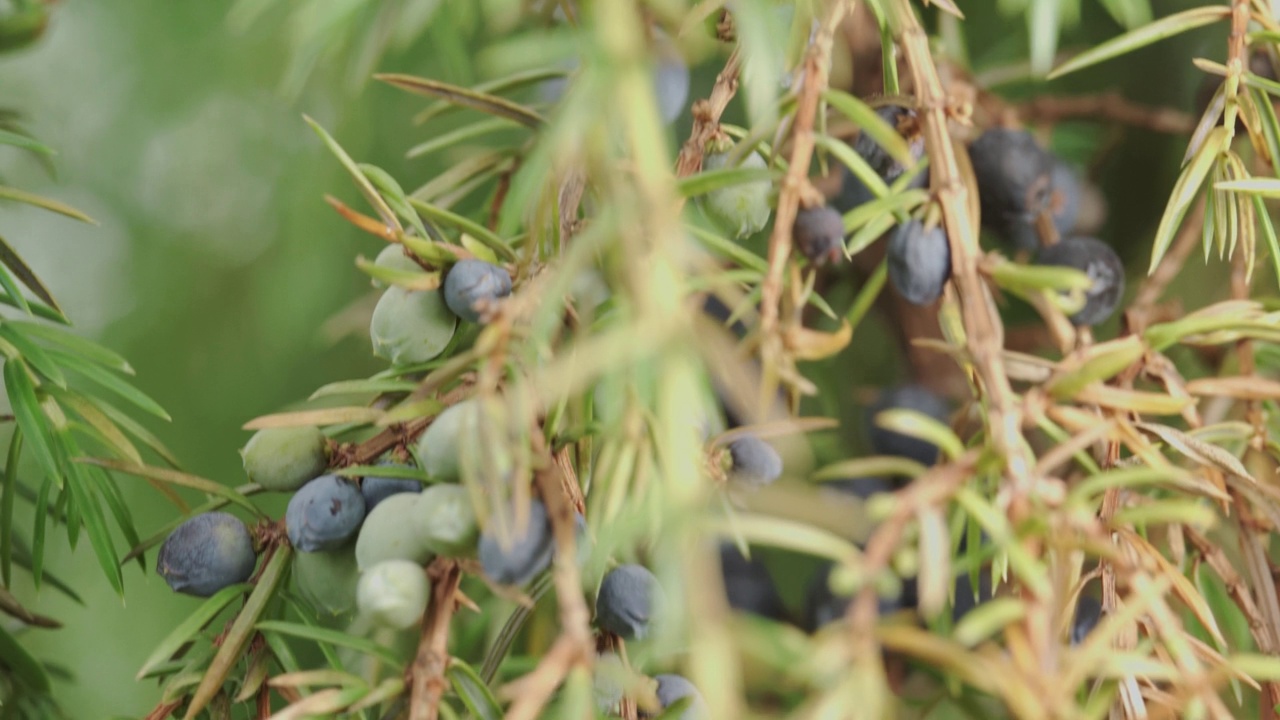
699,149,772,240
371,244,422,289
240,426,327,492
357,559,430,630
370,287,457,366
355,493,434,570
413,484,479,557
294,546,360,616
415,401,475,481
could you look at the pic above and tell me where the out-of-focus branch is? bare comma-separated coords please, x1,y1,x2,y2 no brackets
884,0,1055,678
499,435,593,720
407,559,462,720
674,49,741,179
758,3,849,412
1017,93,1195,135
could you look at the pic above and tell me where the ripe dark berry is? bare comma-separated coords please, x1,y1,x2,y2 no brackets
720,544,786,621
887,219,951,306
867,384,950,466
834,165,874,214
652,674,707,720
701,293,748,339
727,434,783,486
157,512,257,597
478,499,555,585
821,475,901,500
596,564,663,640
1071,595,1102,645
1034,236,1125,327
852,105,925,185
1050,158,1082,239
443,259,513,323
286,475,366,552
952,573,994,623
653,52,690,124
969,128,1053,248
793,205,845,265
360,465,421,512
803,562,905,631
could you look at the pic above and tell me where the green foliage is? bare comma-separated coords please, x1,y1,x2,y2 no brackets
12,1,1280,719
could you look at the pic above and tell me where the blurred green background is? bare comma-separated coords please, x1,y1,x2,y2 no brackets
2,2,426,715
0,0,1250,716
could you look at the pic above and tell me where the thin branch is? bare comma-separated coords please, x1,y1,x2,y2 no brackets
885,0,1051,678
498,432,594,720
1124,195,1207,333
0,586,60,628
758,4,848,413
500,635,579,720
1017,93,1195,135
346,380,477,466
846,455,977,691
407,558,462,720
1185,527,1269,646
674,49,742,179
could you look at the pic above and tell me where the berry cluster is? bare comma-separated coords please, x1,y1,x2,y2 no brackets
826,108,1122,326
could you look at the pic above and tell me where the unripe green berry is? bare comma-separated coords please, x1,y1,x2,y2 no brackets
370,287,457,366
414,401,513,483
371,244,422,289
699,148,772,240
413,484,479,557
357,559,430,630
294,546,360,617
240,426,328,492
355,493,434,570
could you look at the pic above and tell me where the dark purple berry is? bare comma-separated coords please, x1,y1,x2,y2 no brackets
596,564,663,639
157,512,257,597
887,219,951,305
834,165,874,214
727,434,783,485
793,205,846,265
821,475,902,500
1050,158,1082,239
478,499,554,585
286,475,366,552
867,384,950,466
652,674,707,720
360,465,421,513
1034,236,1125,327
969,128,1053,248
853,105,925,185
804,562,905,631
951,572,994,623
719,544,786,621
1072,595,1102,645
443,259,512,323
